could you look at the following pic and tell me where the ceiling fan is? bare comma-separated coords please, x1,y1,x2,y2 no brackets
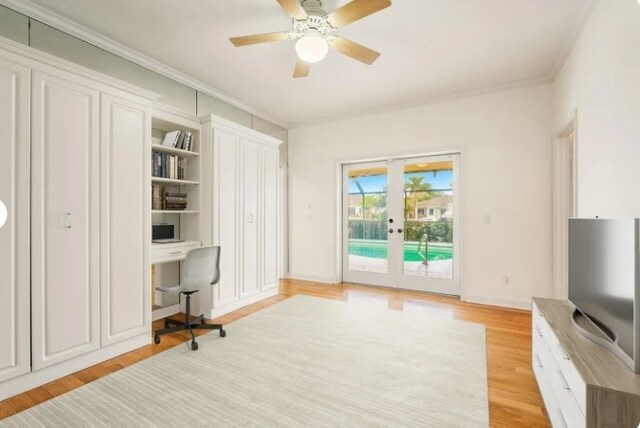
229,0,392,78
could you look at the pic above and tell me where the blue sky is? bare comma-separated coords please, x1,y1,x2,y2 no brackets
349,170,453,194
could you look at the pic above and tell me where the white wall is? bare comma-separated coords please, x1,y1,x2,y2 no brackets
555,0,640,218
288,84,554,308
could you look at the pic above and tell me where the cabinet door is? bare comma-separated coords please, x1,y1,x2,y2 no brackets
242,140,260,297
261,146,279,291
100,94,151,346
0,58,30,382
31,71,100,370
213,129,240,306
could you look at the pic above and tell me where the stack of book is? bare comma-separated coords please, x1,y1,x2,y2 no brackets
151,185,189,211
164,192,188,211
152,152,187,180
160,130,194,151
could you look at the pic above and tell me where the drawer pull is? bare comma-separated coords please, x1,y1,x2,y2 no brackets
557,408,568,428
556,342,570,361
557,369,571,391
169,251,182,255
534,354,543,369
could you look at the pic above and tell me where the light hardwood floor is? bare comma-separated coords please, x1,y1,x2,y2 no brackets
0,279,550,427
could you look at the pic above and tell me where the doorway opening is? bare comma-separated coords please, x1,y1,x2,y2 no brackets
553,114,577,299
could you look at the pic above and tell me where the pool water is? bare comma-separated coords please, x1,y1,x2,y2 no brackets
348,240,453,262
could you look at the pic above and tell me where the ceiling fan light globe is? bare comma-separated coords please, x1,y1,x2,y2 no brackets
295,35,329,64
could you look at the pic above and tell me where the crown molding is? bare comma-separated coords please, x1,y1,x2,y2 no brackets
289,77,553,129
548,0,600,79
0,0,289,128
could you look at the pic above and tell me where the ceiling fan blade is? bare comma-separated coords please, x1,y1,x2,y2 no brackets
293,59,310,78
276,0,308,19
326,0,391,29
330,37,380,65
230,32,292,47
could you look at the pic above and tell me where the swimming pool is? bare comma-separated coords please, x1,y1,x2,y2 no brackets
348,240,453,262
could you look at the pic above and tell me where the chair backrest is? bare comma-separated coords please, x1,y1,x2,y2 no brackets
182,246,221,290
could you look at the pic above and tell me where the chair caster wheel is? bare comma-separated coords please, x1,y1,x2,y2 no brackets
154,335,161,345
220,329,226,337
191,341,198,351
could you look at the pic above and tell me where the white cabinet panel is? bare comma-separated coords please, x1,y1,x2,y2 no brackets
242,141,260,297
204,116,282,319
213,130,240,305
100,94,151,346
0,58,30,382
31,70,100,370
262,147,279,291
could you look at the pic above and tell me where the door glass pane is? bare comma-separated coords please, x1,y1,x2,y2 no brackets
347,166,388,273
403,160,453,279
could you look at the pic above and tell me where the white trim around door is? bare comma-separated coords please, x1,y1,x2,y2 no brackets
340,152,461,296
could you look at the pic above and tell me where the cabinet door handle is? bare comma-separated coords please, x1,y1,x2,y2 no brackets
397,228,403,233
169,251,182,255
388,228,394,233
64,212,72,229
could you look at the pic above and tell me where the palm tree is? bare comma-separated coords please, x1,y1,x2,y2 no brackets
404,176,433,219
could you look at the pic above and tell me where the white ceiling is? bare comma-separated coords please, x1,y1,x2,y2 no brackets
24,0,594,127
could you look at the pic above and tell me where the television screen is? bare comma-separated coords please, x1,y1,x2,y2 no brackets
568,218,637,361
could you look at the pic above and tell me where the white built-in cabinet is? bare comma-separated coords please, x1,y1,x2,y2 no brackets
100,95,151,346
201,116,282,318
0,56,30,384
31,70,102,370
0,38,153,399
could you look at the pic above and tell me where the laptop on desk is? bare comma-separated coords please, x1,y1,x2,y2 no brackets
152,224,184,244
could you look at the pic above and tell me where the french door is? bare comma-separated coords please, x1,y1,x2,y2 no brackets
342,154,460,295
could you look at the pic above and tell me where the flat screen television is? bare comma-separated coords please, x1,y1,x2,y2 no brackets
568,218,640,373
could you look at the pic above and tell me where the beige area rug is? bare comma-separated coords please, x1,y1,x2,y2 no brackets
1,295,488,427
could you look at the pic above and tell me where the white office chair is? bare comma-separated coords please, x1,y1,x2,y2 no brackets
153,246,226,350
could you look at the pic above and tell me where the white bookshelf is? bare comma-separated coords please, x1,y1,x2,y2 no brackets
151,144,200,157
151,177,199,186
150,105,203,315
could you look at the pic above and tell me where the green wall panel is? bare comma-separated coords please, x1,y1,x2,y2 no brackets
0,5,28,45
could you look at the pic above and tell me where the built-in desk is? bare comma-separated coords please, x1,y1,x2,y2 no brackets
151,241,201,320
151,240,200,264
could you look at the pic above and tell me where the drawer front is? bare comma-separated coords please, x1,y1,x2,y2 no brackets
533,306,587,416
535,334,585,428
533,350,564,428
152,243,199,261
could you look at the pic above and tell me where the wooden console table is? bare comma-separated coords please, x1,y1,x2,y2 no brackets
532,297,640,427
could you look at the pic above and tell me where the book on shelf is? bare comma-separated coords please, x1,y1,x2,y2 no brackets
152,185,163,210
154,130,195,152
152,153,188,180
164,192,188,211
151,187,190,211
161,130,181,147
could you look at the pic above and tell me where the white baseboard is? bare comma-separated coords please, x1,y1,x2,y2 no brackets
208,288,279,319
285,273,339,284
463,295,532,310
0,333,150,401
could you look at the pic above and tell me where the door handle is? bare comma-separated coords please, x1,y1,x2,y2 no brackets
64,212,72,229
